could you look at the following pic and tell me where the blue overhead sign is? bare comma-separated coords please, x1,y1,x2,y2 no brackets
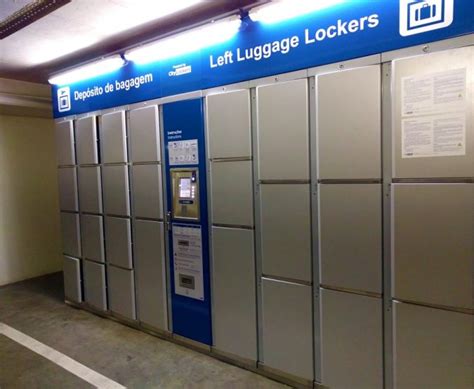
52,0,474,118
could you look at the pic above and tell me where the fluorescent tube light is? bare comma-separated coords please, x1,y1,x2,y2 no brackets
125,16,242,64
48,56,125,85
249,0,345,24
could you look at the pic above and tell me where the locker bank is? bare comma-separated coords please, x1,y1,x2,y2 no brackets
0,1,472,388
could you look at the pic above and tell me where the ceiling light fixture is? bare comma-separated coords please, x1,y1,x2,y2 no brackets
125,15,242,65
249,0,346,24
48,55,125,85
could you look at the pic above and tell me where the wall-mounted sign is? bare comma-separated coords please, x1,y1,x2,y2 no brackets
52,0,474,118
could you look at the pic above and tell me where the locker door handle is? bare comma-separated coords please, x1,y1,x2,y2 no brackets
166,211,172,231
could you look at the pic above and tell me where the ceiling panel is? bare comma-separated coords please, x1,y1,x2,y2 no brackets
0,0,266,83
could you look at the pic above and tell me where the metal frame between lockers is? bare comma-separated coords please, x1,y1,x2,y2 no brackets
56,33,474,389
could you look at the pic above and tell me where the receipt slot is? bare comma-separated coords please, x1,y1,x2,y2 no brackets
171,169,200,221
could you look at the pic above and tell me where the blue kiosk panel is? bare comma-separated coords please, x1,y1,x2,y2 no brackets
162,98,212,345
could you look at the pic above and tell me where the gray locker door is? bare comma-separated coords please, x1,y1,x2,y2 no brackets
102,165,130,216
134,220,167,330
261,184,311,282
75,116,98,165
55,121,75,166
320,289,383,389
129,105,161,163
207,90,252,159
105,216,133,269
83,260,107,311
58,167,78,212
393,302,472,389
60,212,81,257
392,47,473,178
108,266,136,320
78,166,102,214
81,215,105,263
63,256,82,303
393,184,473,309
213,227,257,361
131,164,162,220
262,278,313,380
257,79,309,180
319,184,382,293
101,111,128,164
317,66,381,179
211,161,253,227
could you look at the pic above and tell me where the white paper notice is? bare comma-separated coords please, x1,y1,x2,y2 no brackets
402,114,466,158
173,225,204,300
402,68,466,117
168,139,198,166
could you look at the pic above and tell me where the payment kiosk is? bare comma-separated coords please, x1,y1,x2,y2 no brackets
162,98,212,346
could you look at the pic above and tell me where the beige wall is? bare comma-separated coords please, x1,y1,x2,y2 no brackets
0,114,62,286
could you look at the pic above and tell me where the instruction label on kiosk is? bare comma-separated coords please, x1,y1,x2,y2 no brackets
172,225,204,300
169,139,199,165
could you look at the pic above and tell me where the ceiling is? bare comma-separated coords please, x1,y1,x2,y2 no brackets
0,0,266,84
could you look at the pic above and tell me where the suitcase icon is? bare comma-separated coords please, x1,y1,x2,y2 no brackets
415,2,437,21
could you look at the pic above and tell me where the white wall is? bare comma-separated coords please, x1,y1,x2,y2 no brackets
0,79,62,286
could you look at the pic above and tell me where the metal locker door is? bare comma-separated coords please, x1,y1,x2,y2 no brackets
81,215,105,263
260,184,311,282
58,167,78,212
134,220,167,330
317,66,381,179
131,164,163,220
212,227,257,361
393,184,473,309
83,260,107,311
108,266,136,320
102,165,130,216
55,121,75,166
78,166,102,214
257,79,309,180
75,116,99,165
129,105,161,163
319,184,382,293
320,288,383,389
105,216,133,269
63,256,82,303
60,212,81,258
207,90,252,159
262,278,313,381
393,302,472,389
211,161,253,227
392,46,473,178
100,111,128,164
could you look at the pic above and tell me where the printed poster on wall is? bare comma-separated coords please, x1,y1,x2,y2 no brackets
172,225,204,300
401,68,467,158
402,114,466,158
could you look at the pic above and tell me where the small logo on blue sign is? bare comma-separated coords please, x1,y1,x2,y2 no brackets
57,87,71,113
400,0,454,36
169,63,192,77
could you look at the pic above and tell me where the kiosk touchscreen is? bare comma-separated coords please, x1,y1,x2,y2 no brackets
171,168,200,220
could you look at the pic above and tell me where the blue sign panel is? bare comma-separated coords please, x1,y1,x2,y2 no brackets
52,0,474,117
162,98,212,345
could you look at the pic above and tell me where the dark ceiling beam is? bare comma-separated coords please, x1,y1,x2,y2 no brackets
0,0,268,84
0,0,72,40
